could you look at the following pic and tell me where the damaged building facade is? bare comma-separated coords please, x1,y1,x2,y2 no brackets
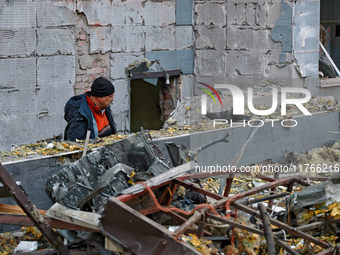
0,0,336,150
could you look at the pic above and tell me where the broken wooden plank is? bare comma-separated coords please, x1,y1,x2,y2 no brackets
121,161,198,195
45,203,100,230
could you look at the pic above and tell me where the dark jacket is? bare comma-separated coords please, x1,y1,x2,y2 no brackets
64,92,117,141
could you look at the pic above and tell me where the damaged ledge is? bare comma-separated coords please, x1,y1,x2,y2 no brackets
130,69,181,79
320,77,340,88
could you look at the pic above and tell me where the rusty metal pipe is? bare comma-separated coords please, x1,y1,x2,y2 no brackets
259,203,276,255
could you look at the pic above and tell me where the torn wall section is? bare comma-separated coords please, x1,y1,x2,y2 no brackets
75,0,196,132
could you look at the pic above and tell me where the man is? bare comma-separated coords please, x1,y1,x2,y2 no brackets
64,77,117,141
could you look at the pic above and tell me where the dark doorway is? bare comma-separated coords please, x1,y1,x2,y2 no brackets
130,79,163,132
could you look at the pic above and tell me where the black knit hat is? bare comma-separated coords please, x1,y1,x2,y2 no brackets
90,77,115,97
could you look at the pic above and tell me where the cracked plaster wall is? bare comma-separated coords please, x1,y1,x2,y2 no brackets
0,0,309,150
193,0,301,94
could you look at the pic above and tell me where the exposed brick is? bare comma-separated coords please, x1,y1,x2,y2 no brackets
79,34,86,40
89,75,96,82
93,61,98,67
164,93,172,99
95,67,102,74
101,68,107,73
86,68,96,75
75,76,82,83
81,76,89,82
78,40,86,47
98,61,101,67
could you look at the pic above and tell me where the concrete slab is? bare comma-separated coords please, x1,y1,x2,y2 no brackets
227,27,270,51
37,0,76,27
89,26,112,54
196,26,226,50
0,28,36,56
143,1,175,26
76,0,112,26
37,28,75,56
226,51,263,76
176,26,195,50
110,52,144,79
112,26,145,53
0,0,36,29
111,2,144,26
195,2,226,27
145,26,176,51
195,50,226,75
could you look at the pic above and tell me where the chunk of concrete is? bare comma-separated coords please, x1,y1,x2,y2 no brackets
14,241,38,253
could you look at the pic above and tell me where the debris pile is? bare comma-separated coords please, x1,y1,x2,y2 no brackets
1,131,340,254
0,227,47,254
0,134,129,163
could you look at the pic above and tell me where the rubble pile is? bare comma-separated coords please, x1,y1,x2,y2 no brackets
0,134,129,163
0,227,48,254
1,129,340,254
